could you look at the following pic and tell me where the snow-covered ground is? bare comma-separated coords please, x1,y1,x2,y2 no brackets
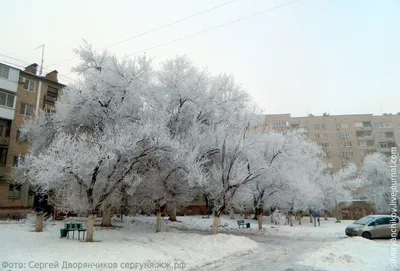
0,214,396,271
132,214,352,238
297,237,396,271
0,214,257,271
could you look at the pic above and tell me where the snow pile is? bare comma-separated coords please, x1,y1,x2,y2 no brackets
0,220,257,271
297,237,395,271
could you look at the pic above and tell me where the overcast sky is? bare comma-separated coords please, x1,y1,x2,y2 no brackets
1,0,399,116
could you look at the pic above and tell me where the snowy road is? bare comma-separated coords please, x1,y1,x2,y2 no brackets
183,230,343,271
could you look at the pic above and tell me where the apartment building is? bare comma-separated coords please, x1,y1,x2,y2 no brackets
0,62,64,209
258,113,400,172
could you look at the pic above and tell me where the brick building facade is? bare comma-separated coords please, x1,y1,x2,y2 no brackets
0,62,64,209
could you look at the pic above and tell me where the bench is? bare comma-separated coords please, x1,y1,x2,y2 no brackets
61,223,87,240
237,220,250,229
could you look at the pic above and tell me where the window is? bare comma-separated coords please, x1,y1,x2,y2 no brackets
8,184,21,199
318,142,329,148
315,133,320,138
356,131,372,137
299,124,308,129
20,103,33,116
366,149,376,154
341,124,348,129
336,124,340,129
326,153,331,158
0,64,10,79
323,133,328,138
314,124,321,129
374,217,391,225
354,122,363,128
337,132,350,138
359,140,367,147
23,79,35,91
273,121,289,127
13,156,24,167
322,124,327,129
0,125,3,137
0,92,15,108
340,152,353,158
377,142,389,148
0,147,7,165
375,132,385,138
362,121,371,127
375,123,384,128
16,128,26,142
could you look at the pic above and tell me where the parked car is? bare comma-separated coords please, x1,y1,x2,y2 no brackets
345,215,400,239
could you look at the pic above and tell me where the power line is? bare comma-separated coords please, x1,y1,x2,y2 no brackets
0,56,74,83
65,0,301,76
124,0,301,57
44,0,240,69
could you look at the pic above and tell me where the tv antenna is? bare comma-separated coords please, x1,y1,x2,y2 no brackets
34,44,45,76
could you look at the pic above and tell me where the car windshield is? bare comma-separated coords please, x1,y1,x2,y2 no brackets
354,216,374,225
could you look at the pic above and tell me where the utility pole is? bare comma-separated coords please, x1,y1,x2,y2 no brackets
34,44,45,76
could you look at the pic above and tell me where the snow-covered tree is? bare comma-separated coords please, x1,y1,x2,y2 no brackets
14,43,181,241
320,163,357,222
361,153,398,213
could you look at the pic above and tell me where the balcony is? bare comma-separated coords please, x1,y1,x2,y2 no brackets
0,64,19,93
356,131,373,138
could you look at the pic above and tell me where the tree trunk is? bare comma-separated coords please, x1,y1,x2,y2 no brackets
168,203,177,222
288,212,293,227
35,212,44,232
297,212,302,225
257,213,263,230
211,214,219,235
324,210,328,220
335,199,341,222
271,214,274,224
86,213,96,242
156,209,162,233
309,214,313,223
100,205,112,227
229,206,235,220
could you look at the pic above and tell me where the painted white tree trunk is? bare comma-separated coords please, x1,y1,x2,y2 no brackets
35,212,44,232
211,215,219,235
257,213,263,230
229,206,235,220
324,210,328,220
86,214,96,242
288,213,293,227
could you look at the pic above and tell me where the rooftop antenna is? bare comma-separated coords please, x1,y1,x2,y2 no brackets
34,44,45,76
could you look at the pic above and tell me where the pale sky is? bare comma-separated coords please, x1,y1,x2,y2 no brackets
1,0,399,116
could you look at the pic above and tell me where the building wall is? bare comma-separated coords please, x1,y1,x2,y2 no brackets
0,64,64,209
261,113,400,172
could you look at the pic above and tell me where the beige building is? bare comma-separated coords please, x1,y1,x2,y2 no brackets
258,113,400,172
0,62,64,210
